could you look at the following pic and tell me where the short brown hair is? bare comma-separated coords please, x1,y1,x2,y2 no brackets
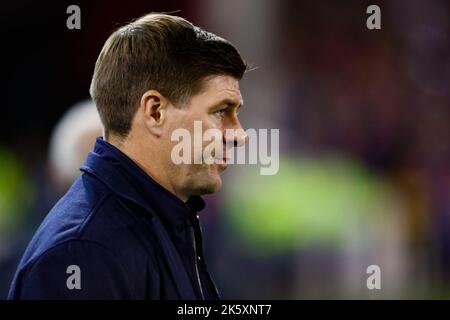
89,13,247,138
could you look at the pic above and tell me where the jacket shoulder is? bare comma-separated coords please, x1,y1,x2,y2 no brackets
9,239,135,299
26,173,111,252
9,173,161,299
16,172,151,271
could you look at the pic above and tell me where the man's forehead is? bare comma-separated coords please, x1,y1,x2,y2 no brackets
217,88,243,104
202,75,242,104
203,75,239,91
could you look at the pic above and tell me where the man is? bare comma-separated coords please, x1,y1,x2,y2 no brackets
8,13,247,299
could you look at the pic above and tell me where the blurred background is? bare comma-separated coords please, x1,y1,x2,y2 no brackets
0,0,448,299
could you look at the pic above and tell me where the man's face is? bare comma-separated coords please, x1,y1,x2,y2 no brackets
162,75,245,199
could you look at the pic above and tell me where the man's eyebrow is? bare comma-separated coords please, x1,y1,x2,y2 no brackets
214,98,244,109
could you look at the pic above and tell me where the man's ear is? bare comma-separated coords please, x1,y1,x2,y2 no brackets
140,89,168,137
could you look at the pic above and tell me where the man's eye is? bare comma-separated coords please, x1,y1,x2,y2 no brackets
215,109,226,117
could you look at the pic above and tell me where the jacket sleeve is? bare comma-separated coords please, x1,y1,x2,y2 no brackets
16,240,133,299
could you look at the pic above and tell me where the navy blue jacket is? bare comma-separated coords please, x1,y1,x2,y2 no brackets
8,138,220,300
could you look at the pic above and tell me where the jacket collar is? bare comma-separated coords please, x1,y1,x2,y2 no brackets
80,137,205,233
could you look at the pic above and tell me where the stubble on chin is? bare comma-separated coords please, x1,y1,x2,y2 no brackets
182,164,223,196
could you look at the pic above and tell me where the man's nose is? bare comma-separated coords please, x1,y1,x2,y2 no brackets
223,120,247,147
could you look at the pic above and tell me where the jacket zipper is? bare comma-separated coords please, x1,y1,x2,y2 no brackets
196,216,220,299
190,226,205,300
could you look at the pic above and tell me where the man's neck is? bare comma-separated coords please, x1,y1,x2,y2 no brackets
106,135,189,202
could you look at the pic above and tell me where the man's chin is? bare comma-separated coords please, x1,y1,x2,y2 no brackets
193,174,222,195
